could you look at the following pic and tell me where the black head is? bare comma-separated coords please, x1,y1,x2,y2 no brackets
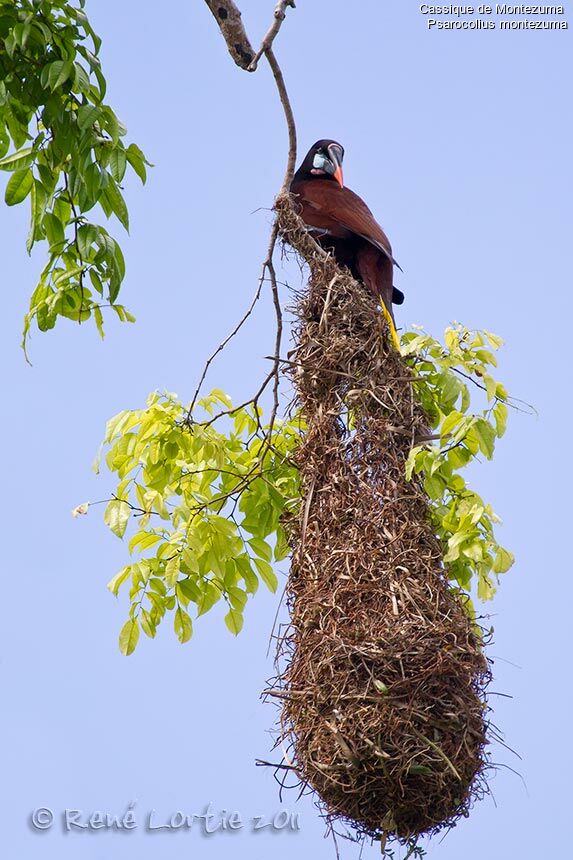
293,139,345,187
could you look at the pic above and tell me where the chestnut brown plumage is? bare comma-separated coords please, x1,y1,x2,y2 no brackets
290,139,404,325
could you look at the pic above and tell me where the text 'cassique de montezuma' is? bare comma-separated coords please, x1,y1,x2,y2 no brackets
420,5,566,14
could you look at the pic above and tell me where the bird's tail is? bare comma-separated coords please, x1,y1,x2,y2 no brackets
356,245,401,351
379,301,401,351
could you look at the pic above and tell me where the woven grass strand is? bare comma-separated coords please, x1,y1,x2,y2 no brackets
269,194,492,842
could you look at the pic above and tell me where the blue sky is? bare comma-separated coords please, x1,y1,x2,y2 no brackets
1,2,571,857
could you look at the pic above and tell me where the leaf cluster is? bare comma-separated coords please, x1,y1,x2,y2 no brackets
402,324,514,602
98,390,301,654
97,327,514,654
0,0,150,352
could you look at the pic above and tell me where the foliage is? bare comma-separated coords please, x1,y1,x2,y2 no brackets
91,326,514,654
0,0,149,353
402,323,514,603
95,390,301,655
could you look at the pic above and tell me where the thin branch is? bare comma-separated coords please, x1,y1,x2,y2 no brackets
452,366,536,415
186,275,265,420
63,172,87,320
248,1,296,72
195,368,274,429
265,47,297,190
203,0,297,186
255,758,298,771
189,227,285,441
260,223,283,435
192,3,297,420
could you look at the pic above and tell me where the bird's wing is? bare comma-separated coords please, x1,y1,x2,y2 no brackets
298,182,402,270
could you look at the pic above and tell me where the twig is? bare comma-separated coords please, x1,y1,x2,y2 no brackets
265,47,297,190
255,758,298,771
452,366,535,415
194,368,274,429
410,727,462,781
249,1,296,71
186,274,266,420
263,223,284,434
195,2,297,422
403,840,424,860
63,172,87,320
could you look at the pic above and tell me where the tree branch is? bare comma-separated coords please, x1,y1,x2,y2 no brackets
195,1,296,436
249,1,297,72
186,272,266,421
203,0,256,70
202,1,297,185
265,46,297,190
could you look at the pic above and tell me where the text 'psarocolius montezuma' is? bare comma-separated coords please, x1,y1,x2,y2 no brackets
290,140,404,328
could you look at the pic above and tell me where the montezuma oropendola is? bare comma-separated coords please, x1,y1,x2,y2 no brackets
290,139,404,331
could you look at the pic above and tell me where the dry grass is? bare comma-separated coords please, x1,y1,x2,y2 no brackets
267,194,492,842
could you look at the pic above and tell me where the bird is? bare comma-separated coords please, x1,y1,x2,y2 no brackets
290,139,403,345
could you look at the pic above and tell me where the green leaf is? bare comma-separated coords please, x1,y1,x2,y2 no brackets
5,168,33,205
461,541,483,562
473,419,496,460
373,679,389,695
274,527,291,562
224,608,244,636
165,555,180,587
405,446,422,481
149,576,167,595
482,373,497,402
177,578,201,604
119,618,140,655
0,147,35,172
174,606,193,643
477,573,496,601
77,104,101,131
13,20,32,49
77,223,98,259
140,609,157,639
486,331,504,349
93,305,104,339
254,558,278,592
109,148,127,182
235,556,259,594
408,765,433,776
493,401,508,437
89,268,104,295
27,180,48,253
248,537,273,562
228,585,248,611
424,473,446,500
104,499,131,539
46,60,74,91
128,531,162,554
43,212,66,247
126,142,149,183
196,581,221,616
103,179,129,231
73,63,91,93
493,547,514,574
441,410,463,440
107,565,131,596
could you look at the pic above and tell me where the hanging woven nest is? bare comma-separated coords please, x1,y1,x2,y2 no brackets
268,194,492,842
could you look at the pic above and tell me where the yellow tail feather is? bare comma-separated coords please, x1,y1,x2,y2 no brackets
379,301,401,352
